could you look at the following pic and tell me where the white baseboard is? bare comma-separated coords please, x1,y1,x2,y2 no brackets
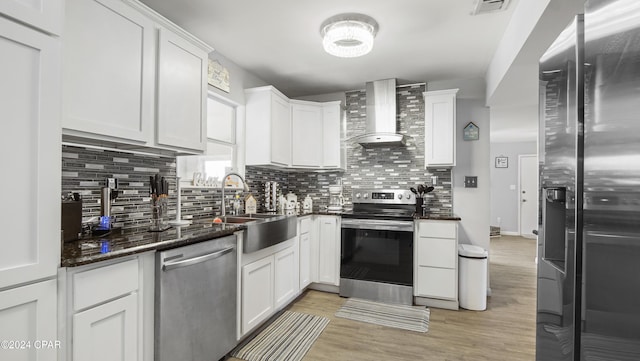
414,296,459,310
501,231,520,236
308,283,339,294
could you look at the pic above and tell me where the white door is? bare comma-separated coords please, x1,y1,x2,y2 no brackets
242,256,274,334
0,280,57,361
156,28,208,152
291,102,323,167
73,293,138,361
317,216,339,286
322,102,341,168
299,232,311,289
270,94,291,166
274,246,298,309
0,17,60,288
63,0,154,143
519,154,538,238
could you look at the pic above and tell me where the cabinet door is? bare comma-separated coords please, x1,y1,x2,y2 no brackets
424,89,458,167
317,216,340,286
270,94,291,166
299,232,311,289
417,237,457,269
63,0,154,143
73,293,138,361
0,0,62,35
291,103,323,167
0,17,59,288
156,28,207,152
0,280,57,361
274,246,298,309
242,256,274,334
415,267,457,300
322,102,341,168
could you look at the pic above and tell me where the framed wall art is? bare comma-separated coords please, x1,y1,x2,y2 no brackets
495,156,509,168
208,59,230,93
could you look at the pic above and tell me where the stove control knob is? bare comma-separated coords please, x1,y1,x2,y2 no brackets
406,194,412,200
355,193,361,199
363,193,369,199
397,194,403,200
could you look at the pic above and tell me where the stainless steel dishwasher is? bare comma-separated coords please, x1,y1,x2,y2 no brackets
155,234,237,361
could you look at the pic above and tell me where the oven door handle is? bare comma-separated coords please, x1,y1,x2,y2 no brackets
341,219,414,232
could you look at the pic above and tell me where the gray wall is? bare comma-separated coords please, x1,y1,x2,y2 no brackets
490,141,537,233
453,99,491,252
207,51,268,105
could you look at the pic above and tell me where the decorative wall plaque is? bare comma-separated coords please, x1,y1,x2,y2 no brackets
495,156,509,168
463,121,479,141
207,59,230,93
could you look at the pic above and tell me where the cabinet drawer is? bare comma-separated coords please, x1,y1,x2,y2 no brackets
415,266,456,300
300,217,312,234
417,237,456,268
418,221,457,239
73,258,139,311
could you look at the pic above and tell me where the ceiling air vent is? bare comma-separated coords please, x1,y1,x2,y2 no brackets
471,0,510,15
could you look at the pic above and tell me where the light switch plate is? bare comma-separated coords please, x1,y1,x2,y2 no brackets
464,176,478,188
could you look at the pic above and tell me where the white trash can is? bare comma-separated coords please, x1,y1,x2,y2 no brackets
458,244,488,311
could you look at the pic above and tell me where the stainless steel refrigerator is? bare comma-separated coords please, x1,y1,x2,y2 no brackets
537,0,640,359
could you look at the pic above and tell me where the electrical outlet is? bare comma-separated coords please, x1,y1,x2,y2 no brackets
464,176,478,188
105,177,118,189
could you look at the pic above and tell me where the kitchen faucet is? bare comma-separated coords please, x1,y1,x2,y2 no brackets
220,172,250,217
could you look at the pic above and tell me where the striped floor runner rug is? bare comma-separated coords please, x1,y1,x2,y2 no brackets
335,298,430,333
231,311,329,361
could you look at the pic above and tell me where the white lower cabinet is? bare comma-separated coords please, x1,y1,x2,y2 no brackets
241,256,274,334
274,246,299,309
315,215,341,286
0,280,57,361
298,216,313,290
62,253,154,361
241,238,298,336
414,220,459,309
73,293,138,361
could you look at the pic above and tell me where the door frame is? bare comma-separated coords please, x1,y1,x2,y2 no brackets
518,154,538,238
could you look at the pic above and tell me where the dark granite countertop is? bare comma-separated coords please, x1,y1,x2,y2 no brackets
61,220,243,267
415,214,461,221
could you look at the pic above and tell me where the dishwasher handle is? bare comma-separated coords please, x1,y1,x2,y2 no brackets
162,246,234,271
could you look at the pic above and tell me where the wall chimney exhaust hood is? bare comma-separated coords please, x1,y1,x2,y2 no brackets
352,78,407,148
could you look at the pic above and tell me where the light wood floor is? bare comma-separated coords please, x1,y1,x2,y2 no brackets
230,236,537,361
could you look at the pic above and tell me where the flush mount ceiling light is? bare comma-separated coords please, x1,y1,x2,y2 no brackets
320,13,379,58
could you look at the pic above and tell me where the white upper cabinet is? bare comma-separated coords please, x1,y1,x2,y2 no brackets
0,0,63,35
156,28,207,152
246,86,343,170
62,0,212,153
322,101,342,168
0,16,60,288
245,86,291,166
63,0,155,144
291,100,323,167
424,89,458,167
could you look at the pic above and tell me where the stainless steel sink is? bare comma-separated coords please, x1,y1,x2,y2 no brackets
220,216,260,224
220,214,297,253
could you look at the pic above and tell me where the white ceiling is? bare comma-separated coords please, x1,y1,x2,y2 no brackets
139,0,519,98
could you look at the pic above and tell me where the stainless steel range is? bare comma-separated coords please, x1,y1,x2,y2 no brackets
340,188,416,305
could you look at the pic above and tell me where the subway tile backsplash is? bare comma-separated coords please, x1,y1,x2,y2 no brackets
61,145,178,231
